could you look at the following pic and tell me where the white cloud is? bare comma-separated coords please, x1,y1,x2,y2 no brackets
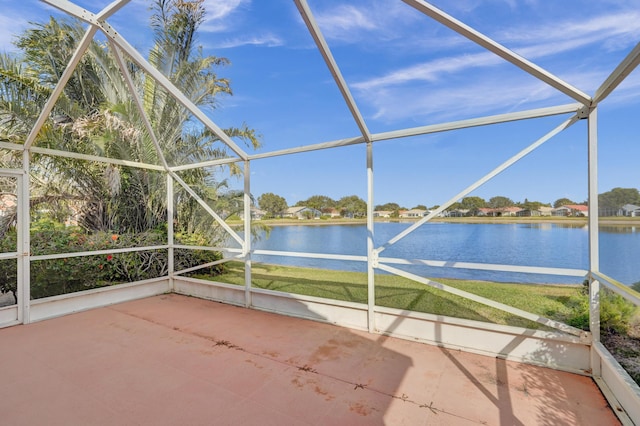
312,1,420,44
0,13,29,53
315,4,378,35
359,74,559,124
216,33,284,49
350,8,640,123
357,64,640,125
353,51,501,91
200,0,249,32
499,11,640,49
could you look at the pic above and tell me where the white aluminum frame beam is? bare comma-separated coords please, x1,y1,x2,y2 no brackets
29,245,169,261
402,0,592,106
595,42,640,104
173,256,240,277
95,0,130,21
587,108,601,348
373,103,582,142
294,0,372,142
377,263,588,338
23,26,98,150
19,152,30,323
379,256,587,278
167,175,174,291
31,146,165,171
41,0,249,161
111,39,245,248
251,249,367,263
249,136,366,161
366,142,375,331
0,170,22,324
593,272,640,307
109,41,171,170
244,104,578,162
243,160,252,308
378,114,580,254
170,157,240,172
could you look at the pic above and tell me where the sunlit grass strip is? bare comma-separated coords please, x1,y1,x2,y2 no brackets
194,261,586,331
378,262,585,336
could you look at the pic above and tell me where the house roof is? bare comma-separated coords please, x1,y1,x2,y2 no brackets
403,209,427,214
285,206,306,214
622,204,640,211
563,204,588,211
500,206,523,213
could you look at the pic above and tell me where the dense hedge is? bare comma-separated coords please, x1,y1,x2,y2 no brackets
0,221,223,301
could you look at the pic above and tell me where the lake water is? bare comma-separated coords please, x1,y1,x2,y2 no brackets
246,222,640,285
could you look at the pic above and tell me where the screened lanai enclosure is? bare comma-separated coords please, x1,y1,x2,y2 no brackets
1,0,640,423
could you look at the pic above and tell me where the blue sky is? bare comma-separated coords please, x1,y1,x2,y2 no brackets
2,0,640,208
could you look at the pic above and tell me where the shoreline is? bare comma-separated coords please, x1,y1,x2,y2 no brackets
236,216,640,227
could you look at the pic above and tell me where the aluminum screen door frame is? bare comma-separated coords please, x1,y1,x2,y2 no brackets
0,169,25,326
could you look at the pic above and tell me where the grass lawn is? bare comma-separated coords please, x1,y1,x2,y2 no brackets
192,261,586,331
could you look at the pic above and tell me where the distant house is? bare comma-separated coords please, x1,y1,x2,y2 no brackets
283,206,321,219
373,210,393,218
497,207,522,217
516,206,553,217
476,206,522,217
516,209,533,217
620,204,640,217
448,208,469,217
325,208,342,218
399,209,427,218
553,204,589,217
251,207,266,220
538,206,554,216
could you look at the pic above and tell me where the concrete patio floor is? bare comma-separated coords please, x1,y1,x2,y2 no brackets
0,294,619,425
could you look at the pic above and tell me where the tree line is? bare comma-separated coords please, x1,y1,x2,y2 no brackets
257,187,640,218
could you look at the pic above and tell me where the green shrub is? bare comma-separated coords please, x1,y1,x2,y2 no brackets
567,280,638,334
0,222,223,300
174,232,223,276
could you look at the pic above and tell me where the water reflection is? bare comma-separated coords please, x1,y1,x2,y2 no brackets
599,226,639,234
522,223,587,230
523,223,640,234
241,222,639,286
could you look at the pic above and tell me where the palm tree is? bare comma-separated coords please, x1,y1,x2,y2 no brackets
0,0,260,239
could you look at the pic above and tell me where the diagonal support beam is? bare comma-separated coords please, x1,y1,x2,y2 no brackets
594,41,640,104
402,0,592,106
24,26,98,150
294,0,372,142
109,41,170,169
41,0,249,161
95,0,131,20
373,103,582,142
171,172,244,247
110,40,244,247
377,263,587,338
377,114,580,254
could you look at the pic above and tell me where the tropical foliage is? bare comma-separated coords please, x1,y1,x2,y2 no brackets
0,0,259,238
0,0,260,299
